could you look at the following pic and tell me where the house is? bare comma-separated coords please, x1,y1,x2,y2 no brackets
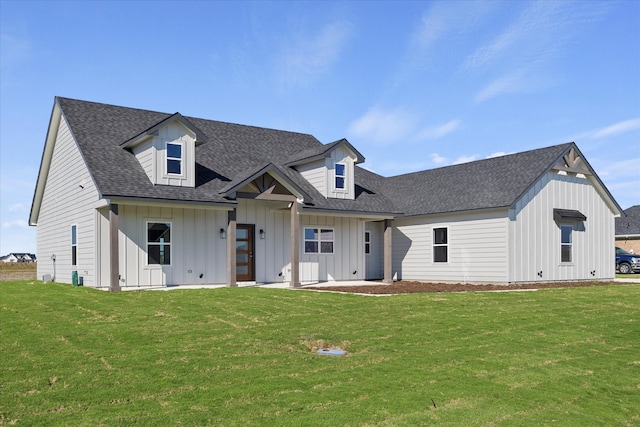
0,253,37,263
616,205,640,254
29,97,623,290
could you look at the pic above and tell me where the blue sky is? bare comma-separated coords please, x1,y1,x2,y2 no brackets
1,0,639,255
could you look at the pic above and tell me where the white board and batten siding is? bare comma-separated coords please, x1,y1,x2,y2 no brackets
299,214,365,282
36,115,100,286
509,171,616,282
96,204,229,287
236,200,366,283
235,199,291,283
392,210,509,283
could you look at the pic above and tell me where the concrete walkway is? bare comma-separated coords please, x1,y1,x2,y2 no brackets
103,277,639,291
109,280,381,292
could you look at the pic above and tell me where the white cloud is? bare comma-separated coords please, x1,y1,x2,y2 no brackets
590,118,640,139
452,155,478,165
7,203,27,213
347,107,418,145
2,219,29,229
417,119,462,140
279,20,352,89
0,33,33,68
465,1,609,101
430,153,446,164
486,151,510,159
475,70,526,103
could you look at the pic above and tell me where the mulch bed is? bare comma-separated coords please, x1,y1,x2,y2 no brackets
306,280,636,295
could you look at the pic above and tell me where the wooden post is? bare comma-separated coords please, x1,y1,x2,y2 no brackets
226,209,237,287
109,204,121,292
290,201,301,288
383,219,393,284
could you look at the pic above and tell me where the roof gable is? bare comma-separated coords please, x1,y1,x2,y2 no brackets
379,143,621,217
120,113,208,149
220,163,312,202
286,138,365,166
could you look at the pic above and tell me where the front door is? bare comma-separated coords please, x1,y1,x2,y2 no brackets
236,225,255,281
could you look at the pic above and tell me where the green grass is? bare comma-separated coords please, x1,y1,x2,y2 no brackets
1,281,639,426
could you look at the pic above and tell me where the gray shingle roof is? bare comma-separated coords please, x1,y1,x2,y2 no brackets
56,97,397,214
57,98,614,219
377,143,574,216
616,205,640,236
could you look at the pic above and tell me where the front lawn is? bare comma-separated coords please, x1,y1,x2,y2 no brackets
1,281,639,426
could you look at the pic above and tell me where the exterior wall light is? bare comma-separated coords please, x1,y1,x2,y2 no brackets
220,228,226,239
259,229,266,239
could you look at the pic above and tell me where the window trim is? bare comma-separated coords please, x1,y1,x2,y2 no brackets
304,227,335,254
433,227,448,263
71,224,77,266
146,221,172,266
560,224,573,264
165,141,184,177
364,231,371,255
334,162,346,191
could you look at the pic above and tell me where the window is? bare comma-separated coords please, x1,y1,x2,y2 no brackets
147,222,171,265
71,225,77,266
166,142,182,175
433,227,448,263
304,228,334,254
335,163,346,190
364,231,371,255
560,225,572,263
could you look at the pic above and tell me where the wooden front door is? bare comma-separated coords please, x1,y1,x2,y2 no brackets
236,225,255,281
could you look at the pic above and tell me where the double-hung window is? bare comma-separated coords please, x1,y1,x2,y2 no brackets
560,225,572,263
304,228,334,254
433,227,448,263
71,225,77,266
147,222,171,265
166,142,182,175
335,163,346,190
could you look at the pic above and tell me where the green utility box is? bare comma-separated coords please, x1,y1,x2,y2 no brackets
72,270,78,287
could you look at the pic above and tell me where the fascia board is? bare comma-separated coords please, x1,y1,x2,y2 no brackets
29,101,62,226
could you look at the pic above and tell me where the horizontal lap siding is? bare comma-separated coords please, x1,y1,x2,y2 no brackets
36,116,100,286
296,160,326,197
393,211,508,283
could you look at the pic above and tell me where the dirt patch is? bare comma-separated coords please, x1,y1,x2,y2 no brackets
306,280,637,295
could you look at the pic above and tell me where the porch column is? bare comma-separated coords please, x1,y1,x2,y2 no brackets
109,204,121,292
383,219,393,284
226,209,237,287
290,200,301,288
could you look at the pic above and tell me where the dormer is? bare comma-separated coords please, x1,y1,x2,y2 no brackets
287,139,364,200
120,113,207,187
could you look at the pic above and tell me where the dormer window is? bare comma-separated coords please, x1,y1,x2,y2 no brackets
166,142,182,175
335,163,346,190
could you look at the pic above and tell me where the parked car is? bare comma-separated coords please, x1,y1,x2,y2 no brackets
615,247,640,274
